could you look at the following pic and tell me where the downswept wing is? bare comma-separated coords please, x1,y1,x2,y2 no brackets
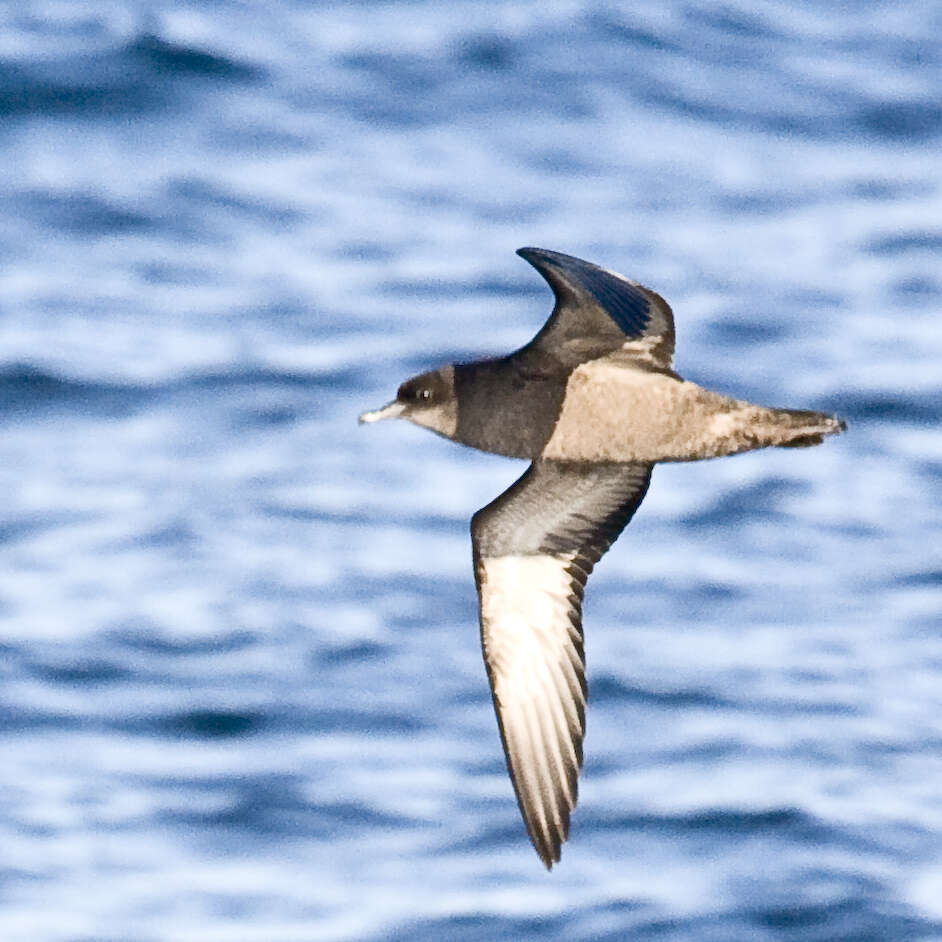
470,459,653,867
515,247,675,371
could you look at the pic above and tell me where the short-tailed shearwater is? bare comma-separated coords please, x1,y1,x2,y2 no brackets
359,247,845,868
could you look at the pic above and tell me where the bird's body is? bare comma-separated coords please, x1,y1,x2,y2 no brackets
359,247,845,868
450,354,838,463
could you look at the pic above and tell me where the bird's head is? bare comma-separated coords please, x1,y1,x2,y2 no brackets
359,365,458,437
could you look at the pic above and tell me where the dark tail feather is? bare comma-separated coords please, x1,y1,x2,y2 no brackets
773,408,846,448
779,433,826,448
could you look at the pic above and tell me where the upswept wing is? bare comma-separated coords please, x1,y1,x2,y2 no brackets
470,459,652,867
516,247,675,371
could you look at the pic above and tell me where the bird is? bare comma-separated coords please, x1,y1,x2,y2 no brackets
358,247,845,869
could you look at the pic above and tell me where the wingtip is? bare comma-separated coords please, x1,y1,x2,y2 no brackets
529,823,564,871
515,246,586,277
516,246,593,268
535,842,560,871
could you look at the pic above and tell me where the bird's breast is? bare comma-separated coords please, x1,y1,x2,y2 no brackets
453,360,568,459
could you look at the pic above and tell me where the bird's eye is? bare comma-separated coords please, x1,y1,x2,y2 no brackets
416,387,431,402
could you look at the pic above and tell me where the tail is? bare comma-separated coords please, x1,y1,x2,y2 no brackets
770,408,846,448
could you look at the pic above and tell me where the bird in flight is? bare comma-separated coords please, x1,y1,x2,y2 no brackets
359,247,845,868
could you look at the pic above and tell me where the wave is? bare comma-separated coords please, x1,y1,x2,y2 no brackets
0,30,262,119
0,363,363,421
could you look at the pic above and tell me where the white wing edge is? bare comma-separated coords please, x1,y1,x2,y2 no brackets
478,553,586,868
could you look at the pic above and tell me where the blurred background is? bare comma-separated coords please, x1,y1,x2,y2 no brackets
0,2,940,940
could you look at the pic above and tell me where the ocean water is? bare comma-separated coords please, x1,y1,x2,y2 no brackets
0,2,940,940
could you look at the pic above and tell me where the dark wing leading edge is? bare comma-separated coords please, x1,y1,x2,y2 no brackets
515,247,675,371
470,459,653,868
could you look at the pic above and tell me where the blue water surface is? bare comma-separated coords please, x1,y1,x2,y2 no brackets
0,2,940,940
